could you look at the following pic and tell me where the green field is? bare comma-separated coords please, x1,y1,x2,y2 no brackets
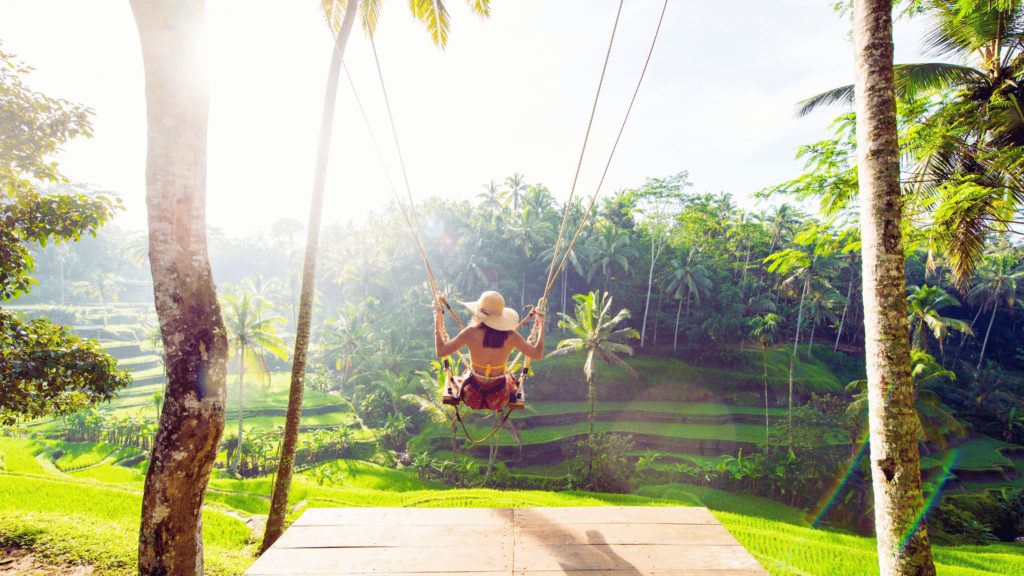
2,437,1021,576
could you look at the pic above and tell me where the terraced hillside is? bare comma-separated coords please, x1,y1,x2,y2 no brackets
2,437,1020,576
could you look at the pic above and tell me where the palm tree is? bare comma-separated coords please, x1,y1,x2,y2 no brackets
446,247,492,294
74,271,125,327
768,245,840,436
129,2,231,571
477,180,503,216
586,222,637,294
264,0,493,551
950,360,1024,421
850,0,937,570
664,249,712,351
221,291,287,475
760,204,800,252
803,284,845,359
504,206,552,306
966,253,1024,368
404,363,458,462
749,313,782,442
502,172,528,212
549,292,638,437
798,1,1024,286
906,284,972,355
846,351,966,451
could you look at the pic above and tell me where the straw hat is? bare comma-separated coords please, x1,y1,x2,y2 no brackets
459,291,519,331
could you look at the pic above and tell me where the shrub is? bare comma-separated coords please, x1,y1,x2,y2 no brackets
562,433,637,494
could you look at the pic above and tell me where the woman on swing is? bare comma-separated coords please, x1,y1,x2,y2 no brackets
434,291,545,410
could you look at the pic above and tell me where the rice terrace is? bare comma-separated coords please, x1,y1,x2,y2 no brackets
3,1,1024,575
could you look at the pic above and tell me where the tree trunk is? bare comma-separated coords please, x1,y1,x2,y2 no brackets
835,275,854,352
521,268,526,309
100,288,109,327
853,1,936,572
652,288,665,344
232,347,245,474
130,2,230,574
742,243,751,282
953,305,983,364
262,2,358,553
763,345,770,443
483,414,501,486
673,293,684,351
977,301,998,370
640,243,658,347
788,276,809,444
807,318,816,359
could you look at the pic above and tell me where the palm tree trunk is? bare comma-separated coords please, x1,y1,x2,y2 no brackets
521,268,526,309
673,294,684,351
954,305,983,364
262,1,358,553
640,245,658,347
653,288,665,344
854,1,936,572
233,347,245,474
977,301,999,370
788,276,809,444
807,318,816,359
834,276,854,352
100,288,109,328
742,243,751,282
763,345,770,443
130,1,230,574
483,414,501,486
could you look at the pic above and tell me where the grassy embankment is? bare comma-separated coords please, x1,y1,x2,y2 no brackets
3,437,1022,576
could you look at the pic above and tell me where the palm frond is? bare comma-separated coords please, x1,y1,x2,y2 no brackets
795,85,855,118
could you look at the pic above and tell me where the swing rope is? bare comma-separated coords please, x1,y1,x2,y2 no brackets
321,0,669,441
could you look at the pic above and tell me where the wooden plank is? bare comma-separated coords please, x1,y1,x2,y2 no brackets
248,546,511,574
292,507,514,527
514,523,740,546
274,524,513,548
512,544,762,572
513,507,719,526
512,565,770,569
513,571,769,576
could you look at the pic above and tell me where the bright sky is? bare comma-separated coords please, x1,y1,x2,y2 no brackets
1,0,930,236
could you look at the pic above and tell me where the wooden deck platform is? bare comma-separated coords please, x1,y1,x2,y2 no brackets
247,507,769,575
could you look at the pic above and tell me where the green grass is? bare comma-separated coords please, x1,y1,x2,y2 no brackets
70,464,145,484
934,435,1018,470
520,400,788,417
0,475,248,550
52,442,122,471
0,438,49,475
437,420,777,446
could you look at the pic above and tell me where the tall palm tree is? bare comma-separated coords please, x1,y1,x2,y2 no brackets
768,245,840,436
447,247,492,294
664,250,712,351
906,284,972,355
477,180,503,216
966,253,1024,368
798,1,1024,286
846,351,967,451
760,203,801,252
951,360,1024,421
502,172,528,212
74,271,125,327
504,206,552,306
265,0,493,550
851,0,936,571
549,292,638,437
130,4,231,569
221,291,287,475
749,313,782,443
803,283,845,358
586,222,637,294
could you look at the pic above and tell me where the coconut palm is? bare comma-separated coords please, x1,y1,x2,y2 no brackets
664,249,712,351
949,360,1024,421
749,313,782,442
966,253,1024,368
803,284,846,358
74,271,125,327
405,363,459,462
221,291,287,475
502,172,528,212
798,1,1024,286
846,351,966,451
504,206,552,306
477,180,503,216
586,222,637,294
265,0,492,549
549,291,638,437
447,247,492,294
906,284,972,355
759,204,801,252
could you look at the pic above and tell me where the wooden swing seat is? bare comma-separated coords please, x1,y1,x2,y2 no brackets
442,373,525,411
